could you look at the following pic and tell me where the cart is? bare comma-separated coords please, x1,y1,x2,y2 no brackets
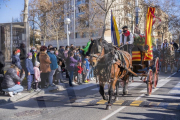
129,45,159,96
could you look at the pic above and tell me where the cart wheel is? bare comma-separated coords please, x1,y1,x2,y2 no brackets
154,57,159,88
147,69,153,96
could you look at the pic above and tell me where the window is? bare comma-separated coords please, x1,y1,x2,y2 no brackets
82,32,86,38
76,33,80,38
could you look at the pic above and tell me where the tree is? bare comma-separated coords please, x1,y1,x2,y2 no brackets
46,0,66,49
23,0,29,23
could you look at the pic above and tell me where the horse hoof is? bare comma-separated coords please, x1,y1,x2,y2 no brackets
106,105,112,110
103,96,108,100
123,91,128,95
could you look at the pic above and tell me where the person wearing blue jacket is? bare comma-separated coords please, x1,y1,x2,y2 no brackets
26,53,34,91
47,48,58,87
84,56,90,81
12,49,22,70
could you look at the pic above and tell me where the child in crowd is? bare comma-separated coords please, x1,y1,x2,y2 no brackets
82,60,88,83
25,53,34,92
12,49,22,85
33,61,41,92
77,62,83,84
56,60,63,85
84,56,90,82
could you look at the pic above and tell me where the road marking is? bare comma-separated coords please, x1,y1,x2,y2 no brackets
140,79,172,93
81,99,95,103
148,95,180,100
68,83,97,90
101,72,177,120
113,100,124,105
97,100,107,104
168,81,180,95
167,103,179,109
91,82,142,91
130,100,143,106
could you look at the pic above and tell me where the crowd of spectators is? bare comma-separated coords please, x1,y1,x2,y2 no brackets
0,42,95,97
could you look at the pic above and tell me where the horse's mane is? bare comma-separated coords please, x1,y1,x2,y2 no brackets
89,38,114,54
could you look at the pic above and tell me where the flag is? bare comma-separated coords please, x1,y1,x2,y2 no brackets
144,7,155,61
111,11,120,46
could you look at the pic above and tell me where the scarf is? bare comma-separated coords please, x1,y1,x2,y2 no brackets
123,30,130,36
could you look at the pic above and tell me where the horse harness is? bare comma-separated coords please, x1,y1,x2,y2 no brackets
90,42,131,82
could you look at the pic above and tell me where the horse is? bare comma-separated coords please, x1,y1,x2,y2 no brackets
88,38,133,110
160,45,175,73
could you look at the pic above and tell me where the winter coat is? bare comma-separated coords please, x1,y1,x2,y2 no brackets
66,57,78,71
25,58,34,74
20,48,26,60
63,50,69,59
1,68,25,89
58,49,64,59
56,65,63,80
39,52,51,73
33,66,41,82
0,51,5,75
84,58,89,70
37,52,40,62
32,52,37,66
47,52,58,70
82,41,91,55
12,55,22,70
77,66,83,74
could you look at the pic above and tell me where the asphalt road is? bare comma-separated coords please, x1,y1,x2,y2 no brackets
0,68,180,120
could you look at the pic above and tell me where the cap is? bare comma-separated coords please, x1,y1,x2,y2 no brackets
16,49,20,53
122,26,128,29
35,61,40,66
27,52,32,57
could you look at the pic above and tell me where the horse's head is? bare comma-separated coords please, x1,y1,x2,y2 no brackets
88,38,103,67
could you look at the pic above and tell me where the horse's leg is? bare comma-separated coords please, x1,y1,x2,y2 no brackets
106,64,119,110
99,76,107,100
123,75,129,95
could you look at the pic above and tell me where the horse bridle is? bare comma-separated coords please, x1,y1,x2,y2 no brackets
90,41,104,63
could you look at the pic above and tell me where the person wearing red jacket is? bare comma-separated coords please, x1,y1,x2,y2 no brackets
77,62,83,85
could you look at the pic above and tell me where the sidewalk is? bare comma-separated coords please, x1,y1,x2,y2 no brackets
0,77,97,106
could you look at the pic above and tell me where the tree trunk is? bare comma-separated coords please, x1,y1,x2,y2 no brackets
57,34,59,49
102,12,108,39
23,0,29,23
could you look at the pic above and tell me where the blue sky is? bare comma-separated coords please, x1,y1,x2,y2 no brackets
0,0,179,24
0,0,24,23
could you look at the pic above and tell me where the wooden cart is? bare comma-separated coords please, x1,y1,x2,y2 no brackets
130,45,159,96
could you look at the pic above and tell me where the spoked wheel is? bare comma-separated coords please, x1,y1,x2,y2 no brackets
147,69,153,96
154,57,159,89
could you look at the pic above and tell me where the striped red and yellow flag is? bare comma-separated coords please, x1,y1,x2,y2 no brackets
132,51,141,61
144,7,155,61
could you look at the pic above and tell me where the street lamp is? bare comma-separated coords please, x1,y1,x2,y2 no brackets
64,18,71,46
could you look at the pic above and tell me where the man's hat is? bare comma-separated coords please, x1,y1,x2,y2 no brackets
122,26,128,29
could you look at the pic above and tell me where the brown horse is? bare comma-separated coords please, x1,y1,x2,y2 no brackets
88,38,133,110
